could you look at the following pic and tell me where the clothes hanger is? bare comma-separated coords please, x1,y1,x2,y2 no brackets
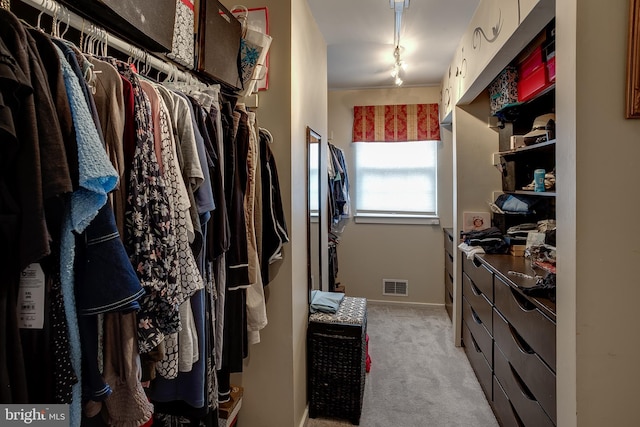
49,1,60,38
58,6,70,40
231,5,248,38
99,27,108,57
35,0,49,31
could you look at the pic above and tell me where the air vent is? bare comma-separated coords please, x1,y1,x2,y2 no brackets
382,279,408,296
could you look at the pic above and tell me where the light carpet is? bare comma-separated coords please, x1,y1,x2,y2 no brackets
306,303,499,427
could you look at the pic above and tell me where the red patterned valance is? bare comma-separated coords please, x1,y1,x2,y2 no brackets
352,104,440,142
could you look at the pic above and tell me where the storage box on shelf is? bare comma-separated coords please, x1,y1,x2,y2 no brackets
489,66,520,115
308,297,367,425
516,24,555,102
443,228,454,321
460,254,556,427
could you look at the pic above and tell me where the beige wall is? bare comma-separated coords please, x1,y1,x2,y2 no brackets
291,0,328,424
557,0,640,425
327,87,453,304
224,0,327,426
451,91,502,343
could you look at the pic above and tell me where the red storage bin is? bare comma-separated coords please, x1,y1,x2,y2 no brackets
547,55,556,82
518,45,544,78
518,65,547,102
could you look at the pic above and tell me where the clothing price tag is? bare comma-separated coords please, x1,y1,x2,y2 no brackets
18,263,45,329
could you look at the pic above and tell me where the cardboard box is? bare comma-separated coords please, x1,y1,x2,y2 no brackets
219,385,244,420
509,245,526,257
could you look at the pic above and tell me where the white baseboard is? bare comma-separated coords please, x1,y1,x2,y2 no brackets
298,405,309,427
367,299,445,308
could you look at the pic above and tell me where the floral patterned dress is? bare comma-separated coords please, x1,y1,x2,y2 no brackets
113,61,180,353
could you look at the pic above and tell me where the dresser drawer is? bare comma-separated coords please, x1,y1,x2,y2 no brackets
494,345,555,427
462,322,493,403
494,275,556,371
462,256,493,302
493,376,525,427
444,228,454,255
445,288,453,321
462,296,493,362
445,250,454,277
463,272,493,333
494,308,556,424
445,271,453,297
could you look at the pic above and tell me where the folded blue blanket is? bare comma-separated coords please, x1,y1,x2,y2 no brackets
310,290,345,314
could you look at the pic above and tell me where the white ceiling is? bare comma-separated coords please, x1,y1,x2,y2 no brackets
307,0,481,90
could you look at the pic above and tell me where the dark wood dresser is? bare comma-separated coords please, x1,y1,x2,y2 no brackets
461,253,556,426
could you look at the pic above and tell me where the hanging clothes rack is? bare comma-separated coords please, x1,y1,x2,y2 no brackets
18,0,195,83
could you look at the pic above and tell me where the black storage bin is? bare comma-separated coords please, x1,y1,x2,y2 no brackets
308,297,367,425
59,0,176,52
197,0,242,90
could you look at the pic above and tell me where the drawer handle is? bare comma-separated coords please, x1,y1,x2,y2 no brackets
509,362,537,401
508,324,534,355
471,307,483,325
448,253,454,262
469,333,482,353
448,273,453,282
508,401,526,427
509,287,536,311
447,234,453,242
471,282,483,297
472,257,482,268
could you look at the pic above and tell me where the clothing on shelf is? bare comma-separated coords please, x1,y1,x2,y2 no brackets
0,3,288,426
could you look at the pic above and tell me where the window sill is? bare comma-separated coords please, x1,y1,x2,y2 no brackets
354,214,440,225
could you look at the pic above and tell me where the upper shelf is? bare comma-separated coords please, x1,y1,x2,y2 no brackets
494,83,556,121
499,139,556,156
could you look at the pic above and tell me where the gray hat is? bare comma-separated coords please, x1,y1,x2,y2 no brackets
523,113,555,138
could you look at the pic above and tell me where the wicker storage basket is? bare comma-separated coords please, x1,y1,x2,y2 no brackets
308,297,367,425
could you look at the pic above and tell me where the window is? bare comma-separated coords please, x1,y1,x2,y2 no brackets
354,140,437,219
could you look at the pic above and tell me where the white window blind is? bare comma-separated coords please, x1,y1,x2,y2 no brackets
354,141,437,217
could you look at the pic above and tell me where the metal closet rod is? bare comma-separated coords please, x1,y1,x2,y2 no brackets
19,0,193,82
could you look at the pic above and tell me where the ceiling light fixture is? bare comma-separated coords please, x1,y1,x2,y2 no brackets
390,0,410,86
391,46,407,86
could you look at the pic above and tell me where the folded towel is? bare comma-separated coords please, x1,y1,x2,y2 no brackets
458,242,485,259
310,290,345,314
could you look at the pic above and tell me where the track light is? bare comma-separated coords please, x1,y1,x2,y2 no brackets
391,45,405,86
389,1,409,86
